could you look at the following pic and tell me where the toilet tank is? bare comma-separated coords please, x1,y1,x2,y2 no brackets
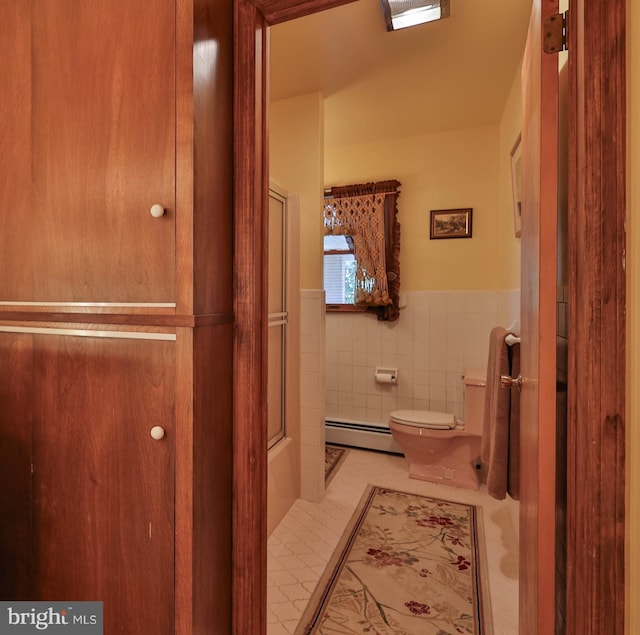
462,369,486,435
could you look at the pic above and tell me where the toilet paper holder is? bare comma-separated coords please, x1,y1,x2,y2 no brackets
375,367,398,384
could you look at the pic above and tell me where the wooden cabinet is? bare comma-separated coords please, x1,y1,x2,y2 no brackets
0,0,235,633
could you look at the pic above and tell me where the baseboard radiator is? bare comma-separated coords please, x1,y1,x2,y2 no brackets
325,418,403,454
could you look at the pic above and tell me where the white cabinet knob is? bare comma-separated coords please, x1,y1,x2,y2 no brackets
150,426,166,440
150,204,165,218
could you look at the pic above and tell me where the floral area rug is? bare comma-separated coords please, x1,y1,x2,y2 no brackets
295,485,492,635
325,444,350,485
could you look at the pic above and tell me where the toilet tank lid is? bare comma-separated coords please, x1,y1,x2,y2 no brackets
463,368,486,386
390,410,456,428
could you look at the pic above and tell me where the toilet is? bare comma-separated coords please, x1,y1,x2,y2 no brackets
389,369,486,490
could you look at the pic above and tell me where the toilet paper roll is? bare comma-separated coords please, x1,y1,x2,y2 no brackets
375,371,397,384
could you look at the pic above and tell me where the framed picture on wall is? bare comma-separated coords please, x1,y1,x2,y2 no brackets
429,208,473,239
510,133,523,238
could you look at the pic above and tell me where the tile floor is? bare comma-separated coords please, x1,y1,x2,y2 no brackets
267,448,519,634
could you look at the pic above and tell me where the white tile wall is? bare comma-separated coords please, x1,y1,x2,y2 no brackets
326,289,520,424
299,290,326,502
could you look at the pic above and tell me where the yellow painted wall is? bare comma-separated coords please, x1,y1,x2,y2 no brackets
325,125,502,291
498,65,523,290
270,89,522,294
627,2,639,632
269,93,324,289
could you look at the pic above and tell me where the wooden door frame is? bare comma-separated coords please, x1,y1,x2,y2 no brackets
566,2,626,633
232,1,627,634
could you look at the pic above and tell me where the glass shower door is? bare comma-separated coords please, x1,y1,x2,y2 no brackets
267,187,288,449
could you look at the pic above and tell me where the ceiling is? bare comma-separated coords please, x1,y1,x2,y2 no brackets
269,0,532,145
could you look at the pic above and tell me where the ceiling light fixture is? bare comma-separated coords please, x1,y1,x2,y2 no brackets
380,0,450,32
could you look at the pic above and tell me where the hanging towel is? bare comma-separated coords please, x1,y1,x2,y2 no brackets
481,326,520,500
507,343,521,499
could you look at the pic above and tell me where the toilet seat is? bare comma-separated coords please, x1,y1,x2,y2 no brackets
389,410,456,430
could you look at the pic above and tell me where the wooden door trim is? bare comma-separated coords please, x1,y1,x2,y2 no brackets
234,2,269,634
566,2,626,633
253,0,357,24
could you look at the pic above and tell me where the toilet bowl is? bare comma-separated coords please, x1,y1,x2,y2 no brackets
389,370,486,490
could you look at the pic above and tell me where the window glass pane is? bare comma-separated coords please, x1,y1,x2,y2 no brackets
324,234,351,251
324,252,356,304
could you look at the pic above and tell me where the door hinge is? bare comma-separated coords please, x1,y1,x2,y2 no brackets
543,11,568,54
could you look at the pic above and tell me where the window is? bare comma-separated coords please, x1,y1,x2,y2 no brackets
323,180,401,321
324,234,358,306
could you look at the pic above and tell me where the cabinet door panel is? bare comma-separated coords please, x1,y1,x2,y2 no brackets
31,335,175,633
26,0,176,302
0,2,32,300
0,332,33,599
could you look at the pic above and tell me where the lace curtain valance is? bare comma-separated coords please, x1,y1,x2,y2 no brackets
324,180,401,321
